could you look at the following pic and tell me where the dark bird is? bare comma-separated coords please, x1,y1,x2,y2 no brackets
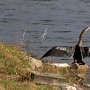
41,26,90,65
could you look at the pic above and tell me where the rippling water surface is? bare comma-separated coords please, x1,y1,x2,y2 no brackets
0,0,90,65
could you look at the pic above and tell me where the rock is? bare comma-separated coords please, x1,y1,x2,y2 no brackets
30,58,42,69
51,63,70,68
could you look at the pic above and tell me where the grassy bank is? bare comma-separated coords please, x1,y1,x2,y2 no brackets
0,42,89,90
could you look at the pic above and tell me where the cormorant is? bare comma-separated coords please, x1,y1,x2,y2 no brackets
41,26,90,65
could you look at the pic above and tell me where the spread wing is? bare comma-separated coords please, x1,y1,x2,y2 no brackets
41,46,90,59
41,46,74,59
82,47,90,57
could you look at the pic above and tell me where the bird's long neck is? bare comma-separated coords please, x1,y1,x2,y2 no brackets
77,26,90,46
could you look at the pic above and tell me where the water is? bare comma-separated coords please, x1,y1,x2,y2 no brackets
0,0,90,65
